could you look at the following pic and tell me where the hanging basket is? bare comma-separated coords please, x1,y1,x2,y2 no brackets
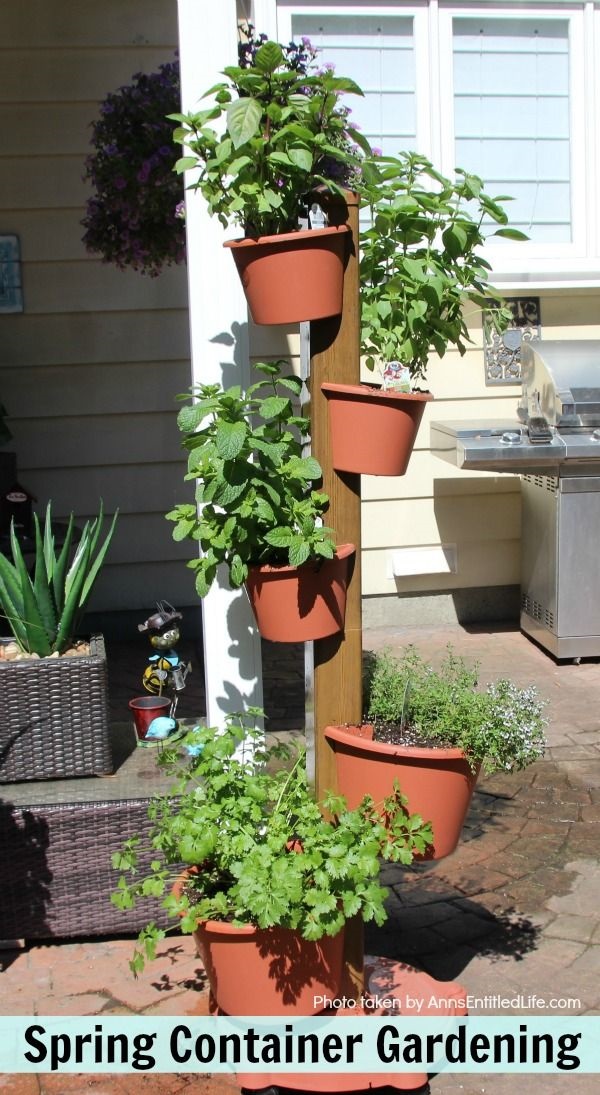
324,723,479,860
244,544,355,643
224,226,349,325
321,383,433,476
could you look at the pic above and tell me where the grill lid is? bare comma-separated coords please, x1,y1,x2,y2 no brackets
520,341,600,426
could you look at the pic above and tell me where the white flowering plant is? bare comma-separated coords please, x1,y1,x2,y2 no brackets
365,646,547,774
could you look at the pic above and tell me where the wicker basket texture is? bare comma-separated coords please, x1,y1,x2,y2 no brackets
0,635,113,783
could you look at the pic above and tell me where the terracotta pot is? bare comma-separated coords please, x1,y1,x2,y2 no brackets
321,382,433,476
128,695,171,740
173,872,344,1015
223,226,348,325
324,723,480,860
245,544,355,643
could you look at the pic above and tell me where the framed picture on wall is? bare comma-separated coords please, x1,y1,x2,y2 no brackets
0,234,23,313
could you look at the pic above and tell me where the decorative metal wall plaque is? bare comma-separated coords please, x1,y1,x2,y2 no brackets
0,234,23,313
484,297,541,385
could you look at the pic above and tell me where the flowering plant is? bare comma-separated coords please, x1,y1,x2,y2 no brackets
365,646,547,774
82,58,186,277
171,32,370,237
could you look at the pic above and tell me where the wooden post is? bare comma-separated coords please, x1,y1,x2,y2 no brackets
309,191,364,990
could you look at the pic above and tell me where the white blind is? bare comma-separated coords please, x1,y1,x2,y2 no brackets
291,14,416,156
453,18,571,243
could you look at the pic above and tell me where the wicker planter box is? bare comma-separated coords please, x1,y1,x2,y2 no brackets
0,635,113,783
0,722,175,938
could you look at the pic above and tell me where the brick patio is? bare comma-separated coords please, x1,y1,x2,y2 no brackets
1,621,599,1094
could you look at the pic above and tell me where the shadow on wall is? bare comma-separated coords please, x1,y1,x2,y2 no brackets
431,476,522,624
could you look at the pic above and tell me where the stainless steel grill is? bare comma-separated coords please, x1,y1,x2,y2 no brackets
430,340,600,659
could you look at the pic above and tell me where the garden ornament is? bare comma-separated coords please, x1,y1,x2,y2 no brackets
137,600,191,735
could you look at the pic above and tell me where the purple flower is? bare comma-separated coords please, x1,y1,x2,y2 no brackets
372,147,383,157
114,176,127,190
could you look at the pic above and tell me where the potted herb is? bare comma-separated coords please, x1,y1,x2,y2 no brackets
325,646,547,859
0,501,118,781
167,360,354,642
171,32,369,324
112,711,432,1014
322,152,525,476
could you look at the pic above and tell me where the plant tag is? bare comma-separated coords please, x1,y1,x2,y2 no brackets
308,202,328,229
382,361,411,393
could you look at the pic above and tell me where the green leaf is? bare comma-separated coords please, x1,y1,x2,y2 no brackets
288,147,313,172
254,41,285,74
442,223,468,258
226,97,262,149
177,404,205,433
259,396,291,420
230,554,246,588
288,538,310,567
264,527,294,548
493,228,529,241
32,512,58,643
42,502,55,581
215,420,248,459
0,572,28,649
54,536,93,652
9,522,52,656
52,513,74,614
174,156,198,174
293,456,322,481
78,507,119,611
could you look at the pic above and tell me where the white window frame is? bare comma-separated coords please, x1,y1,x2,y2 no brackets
272,0,600,288
438,3,589,285
276,3,433,152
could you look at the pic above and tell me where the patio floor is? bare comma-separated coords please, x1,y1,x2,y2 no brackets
2,620,600,1094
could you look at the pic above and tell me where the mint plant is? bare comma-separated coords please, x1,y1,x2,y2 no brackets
167,361,336,597
358,151,527,386
170,37,369,237
365,646,547,775
112,710,433,973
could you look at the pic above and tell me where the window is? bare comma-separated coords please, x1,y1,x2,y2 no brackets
277,2,598,287
290,13,420,155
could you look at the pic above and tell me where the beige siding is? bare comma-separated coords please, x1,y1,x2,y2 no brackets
0,0,193,612
361,291,600,600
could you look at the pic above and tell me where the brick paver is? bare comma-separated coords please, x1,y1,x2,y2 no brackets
2,622,600,1094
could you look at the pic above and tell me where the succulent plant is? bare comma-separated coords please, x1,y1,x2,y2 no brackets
0,502,118,656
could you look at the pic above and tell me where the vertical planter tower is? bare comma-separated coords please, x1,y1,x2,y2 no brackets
239,192,468,1094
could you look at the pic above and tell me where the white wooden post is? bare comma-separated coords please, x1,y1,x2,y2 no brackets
176,0,263,728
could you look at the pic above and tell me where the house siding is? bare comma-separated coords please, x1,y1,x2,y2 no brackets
249,291,600,621
0,0,194,613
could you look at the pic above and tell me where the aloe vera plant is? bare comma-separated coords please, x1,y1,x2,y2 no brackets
0,502,118,656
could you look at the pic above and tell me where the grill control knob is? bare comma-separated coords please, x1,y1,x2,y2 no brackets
593,430,600,441
501,431,521,445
